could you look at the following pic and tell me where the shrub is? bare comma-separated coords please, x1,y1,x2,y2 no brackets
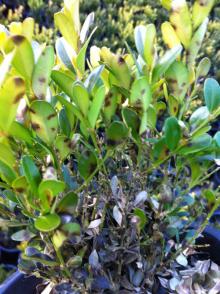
0,0,219,292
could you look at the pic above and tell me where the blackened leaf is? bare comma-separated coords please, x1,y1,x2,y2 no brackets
92,276,111,290
78,150,97,179
106,121,129,147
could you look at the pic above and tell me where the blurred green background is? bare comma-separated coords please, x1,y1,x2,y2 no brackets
0,0,219,79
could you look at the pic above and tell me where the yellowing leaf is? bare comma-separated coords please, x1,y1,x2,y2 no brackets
22,18,34,41
170,0,192,49
54,11,78,52
192,0,215,29
5,35,34,82
9,22,22,35
187,18,208,66
64,0,80,34
161,22,181,49
0,77,25,132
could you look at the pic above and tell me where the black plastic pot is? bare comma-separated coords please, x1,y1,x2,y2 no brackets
196,209,220,265
0,271,41,294
0,246,20,266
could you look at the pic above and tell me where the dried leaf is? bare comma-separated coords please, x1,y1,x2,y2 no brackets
88,218,102,229
113,205,122,226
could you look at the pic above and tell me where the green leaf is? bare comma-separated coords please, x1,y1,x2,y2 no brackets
88,85,105,128
76,28,96,75
203,189,216,205
5,35,34,81
214,132,220,148
0,159,17,184
122,108,140,141
0,77,25,132
38,179,65,212
12,176,28,194
188,18,208,66
190,106,209,128
130,77,152,111
147,105,157,129
103,87,120,123
134,208,147,230
72,82,90,116
0,142,16,168
51,70,75,99
178,134,212,155
164,117,181,151
196,57,211,80
30,100,58,145
56,95,84,123
152,45,182,82
204,78,220,113
78,150,97,179
22,155,41,196
84,65,104,93
168,95,179,117
56,37,76,73
34,213,61,232
165,61,189,101
9,121,33,145
134,24,156,69
32,46,54,99
62,222,81,235
106,121,129,147
38,179,65,198
59,108,71,137
55,135,72,160
57,191,78,213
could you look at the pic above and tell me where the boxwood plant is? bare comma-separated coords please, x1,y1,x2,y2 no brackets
0,0,219,292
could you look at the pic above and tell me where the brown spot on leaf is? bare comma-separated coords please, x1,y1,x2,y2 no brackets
51,127,56,131
165,148,169,156
64,138,69,143
31,122,40,130
38,93,46,99
14,77,24,87
39,77,46,84
141,89,146,95
12,35,25,45
15,187,25,193
105,92,113,107
89,163,97,174
13,93,24,104
29,108,36,114
47,113,56,120
118,56,125,65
